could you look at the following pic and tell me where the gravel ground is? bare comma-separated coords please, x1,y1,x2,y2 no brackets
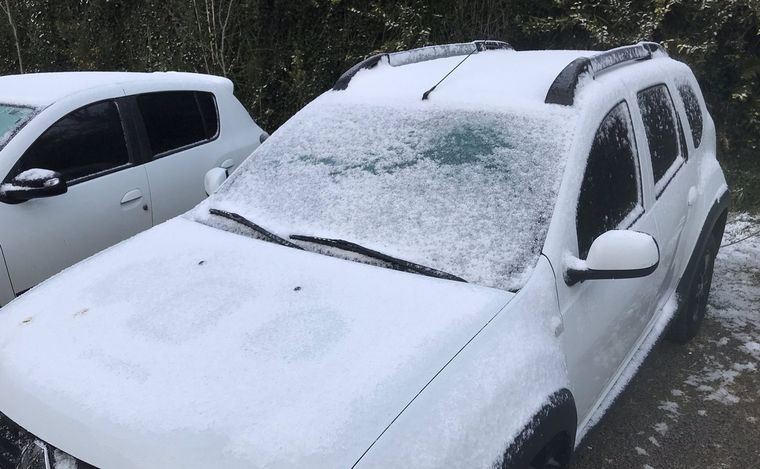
574,213,760,469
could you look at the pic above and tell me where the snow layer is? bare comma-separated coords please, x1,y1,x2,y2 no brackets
340,50,592,109
0,218,515,468
194,98,577,291
680,213,760,405
0,103,35,149
14,168,57,181
0,72,231,107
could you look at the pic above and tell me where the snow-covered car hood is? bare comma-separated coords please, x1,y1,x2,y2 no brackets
0,218,514,468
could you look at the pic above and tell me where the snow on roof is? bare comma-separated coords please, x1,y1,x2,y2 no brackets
0,71,230,107
335,49,596,110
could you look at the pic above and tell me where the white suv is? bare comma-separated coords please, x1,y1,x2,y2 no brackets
0,72,266,306
0,42,728,469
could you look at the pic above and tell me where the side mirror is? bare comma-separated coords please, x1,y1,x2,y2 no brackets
0,169,67,203
204,167,228,196
565,230,659,286
259,132,269,144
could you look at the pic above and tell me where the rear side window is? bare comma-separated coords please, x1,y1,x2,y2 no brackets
677,83,704,148
137,91,219,157
12,100,129,182
637,85,684,190
577,101,642,258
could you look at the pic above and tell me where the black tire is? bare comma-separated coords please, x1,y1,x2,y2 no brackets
667,232,719,343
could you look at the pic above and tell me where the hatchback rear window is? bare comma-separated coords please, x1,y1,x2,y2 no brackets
137,91,218,157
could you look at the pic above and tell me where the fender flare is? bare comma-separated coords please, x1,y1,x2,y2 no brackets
499,388,577,469
675,189,730,303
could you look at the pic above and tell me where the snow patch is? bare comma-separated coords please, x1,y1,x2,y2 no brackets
653,422,669,435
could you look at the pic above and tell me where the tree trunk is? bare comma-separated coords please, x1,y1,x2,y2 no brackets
0,0,23,73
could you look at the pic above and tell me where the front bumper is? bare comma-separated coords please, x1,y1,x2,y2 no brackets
0,412,94,469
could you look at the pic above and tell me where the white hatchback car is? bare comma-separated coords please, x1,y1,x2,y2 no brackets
0,42,728,468
0,72,265,306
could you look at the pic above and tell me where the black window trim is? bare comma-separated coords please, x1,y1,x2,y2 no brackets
133,90,221,161
613,99,645,230
636,83,688,200
576,99,645,254
4,98,138,187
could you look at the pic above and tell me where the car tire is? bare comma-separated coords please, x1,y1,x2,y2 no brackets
667,232,720,343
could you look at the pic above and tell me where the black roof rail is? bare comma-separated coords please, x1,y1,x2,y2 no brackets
332,40,512,91
545,41,668,106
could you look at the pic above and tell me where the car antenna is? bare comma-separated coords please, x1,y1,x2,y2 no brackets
421,49,477,101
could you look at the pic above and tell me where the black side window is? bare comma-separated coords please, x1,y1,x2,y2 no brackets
197,92,219,139
12,100,129,182
137,91,218,157
577,102,642,258
677,83,703,148
637,85,683,186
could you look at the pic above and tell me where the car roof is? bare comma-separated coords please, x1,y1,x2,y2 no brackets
330,42,679,112
0,71,231,108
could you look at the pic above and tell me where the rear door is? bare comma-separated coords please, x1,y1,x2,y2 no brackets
0,99,152,293
633,83,694,297
130,91,230,224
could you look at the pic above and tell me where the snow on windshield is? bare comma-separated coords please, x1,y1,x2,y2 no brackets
196,100,576,290
0,104,35,150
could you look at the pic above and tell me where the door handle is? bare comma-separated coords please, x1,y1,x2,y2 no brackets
687,186,697,207
220,159,235,170
121,189,142,205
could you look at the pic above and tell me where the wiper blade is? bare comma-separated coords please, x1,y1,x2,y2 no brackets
290,234,466,283
210,208,303,250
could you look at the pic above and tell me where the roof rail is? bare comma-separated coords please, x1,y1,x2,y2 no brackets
332,40,512,91
545,41,668,106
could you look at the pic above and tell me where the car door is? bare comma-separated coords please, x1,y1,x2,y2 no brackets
0,99,152,294
633,83,694,297
558,100,659,419
129,90,233,224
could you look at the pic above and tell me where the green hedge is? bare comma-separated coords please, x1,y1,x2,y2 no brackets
1,0,758,209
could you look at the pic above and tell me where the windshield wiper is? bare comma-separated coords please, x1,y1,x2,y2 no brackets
290,234,466,283
210,208,303,250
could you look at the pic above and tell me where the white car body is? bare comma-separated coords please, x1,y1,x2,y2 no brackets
0,72,265,306
0,43,728,468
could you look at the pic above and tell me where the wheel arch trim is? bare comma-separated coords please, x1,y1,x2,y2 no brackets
498,388,577,468
676,189,730,305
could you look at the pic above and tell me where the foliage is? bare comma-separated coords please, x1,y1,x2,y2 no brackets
0,0,758,208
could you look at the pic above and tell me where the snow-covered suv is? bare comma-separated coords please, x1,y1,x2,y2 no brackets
0,41,728,468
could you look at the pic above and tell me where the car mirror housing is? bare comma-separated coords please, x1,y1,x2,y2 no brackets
565,230,659,285
204,167,228,195
0,168,68,204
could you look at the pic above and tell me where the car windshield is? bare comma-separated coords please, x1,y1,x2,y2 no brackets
196,100,576,291
0,103,35,151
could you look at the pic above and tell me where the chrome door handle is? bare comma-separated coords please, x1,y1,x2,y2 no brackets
121,189,142,205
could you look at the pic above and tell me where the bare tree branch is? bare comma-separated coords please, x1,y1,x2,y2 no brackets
0,0,24,73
